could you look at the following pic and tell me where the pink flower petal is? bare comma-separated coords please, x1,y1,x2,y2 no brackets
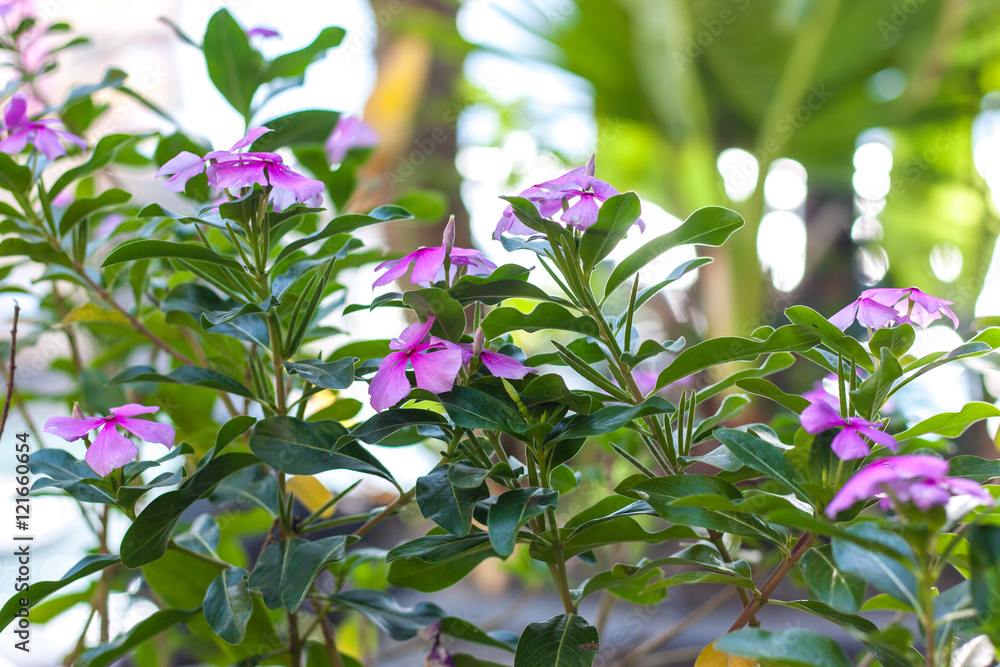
851,423,898,451
800,401,845,433
561,194,600,230
481,351,536,379
4,93,27,129
117,417,175,448
391,318,436,351
109,403,160,418
373,251,419,288
85,423,139,476
368,351,411,411
828,302,859,330
156,151,206,191
230,127,273,152
44,415,105,442
409,247,446,285
831,428,871,460
411,348,463,394
856,298,900,329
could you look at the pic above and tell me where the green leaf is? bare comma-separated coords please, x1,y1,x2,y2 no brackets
631,257,714,309
968,525,1000,643
488,487,558,558
832,523,917,606
202,9,260,119
654,325,819,391
248,535,349,611
102,239,242,269
896,403,1000,441
604,205,743,298
579,192,641,271
949,456,1000,483
76,609,198,667
0,152,32,193
403,288,466,342
714,428,813,502
283,358,355,390
50,134,139,198
203,567,252,644
0,554,120,631
869,324,915,358
481,302,600,338
339,409,448,446
449,266,565,305
110,365,256,400
328,589,445,640
59,188,131,235
387,533,498,592
437,385,529,435
549,396,674,442
263,28,346,81
715,628,853,667
274,206,412,263
120,452,259,567
799,545,867,614
416,464,489,537
628,475,784,544
785,305,874,372
29,448,114,503
735,377,810,413
249,417,396,484
0,238,73,269
513,614,600,667
253,109,341,150
849,346,902,417
439,617,518,653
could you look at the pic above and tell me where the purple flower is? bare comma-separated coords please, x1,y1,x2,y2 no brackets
829,286,958,331
156,127,324,209
800,399,897,460
325,115,378,164
420,620,455,667
373,216,496,288
44,403,175,477
826,455,993,518
433,329,536,380
245,26,280,39
0,93,85,160
369,318,464,411
495,155,644,238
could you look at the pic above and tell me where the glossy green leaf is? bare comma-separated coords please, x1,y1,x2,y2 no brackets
253,109,341,150
949,456,1000,483
604,205,743,298
329,589,445,640
403,288,466,341
59,188,130,235
274,206,412,263
488,487,558,558
968,525,1000,643
249,535,349,611
798,545,866,614
869,324,915,358
439,617,518,652
849,346,902,417
120,452,259,567
386,533,498,592
437,385,529,435
50,134,140,197
481,302,600,339
76,608,198,667
202,9,260,118
831,523,917,606
714,428,813,502
203,567,252,644
264,28,345,81
655,325,819,391
111,365,256,399
339,409,448,446
283,358,355,390
549,396,674,442
896,403,1000,441
249,416,396,484
735,377,810,413
785,305,874,372
630,257,713,309
0,152,32,193
0,554,120,631
102,239,242,269
513,614,600,667
416,464,489,537
579,192,641,271
628,475,784,544
716,628,853,667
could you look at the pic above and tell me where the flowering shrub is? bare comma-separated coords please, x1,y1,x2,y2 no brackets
1,7,999,667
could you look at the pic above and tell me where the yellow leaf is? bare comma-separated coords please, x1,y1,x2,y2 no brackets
62,303,129,325
694,642,760,667
287,475,335,518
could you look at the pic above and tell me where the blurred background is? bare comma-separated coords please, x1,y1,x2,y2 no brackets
4,0,1000,664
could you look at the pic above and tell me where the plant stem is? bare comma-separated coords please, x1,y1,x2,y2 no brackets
320,613,345,667
97,505,111,643
919,544,937,667
0,301,19,442
708,530,754,618
352,488,415,539
729,532,815,631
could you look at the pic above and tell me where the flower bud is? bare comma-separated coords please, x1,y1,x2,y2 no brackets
72,402,84,420
584,152,596,177
442,214,456,258
472,327,485,358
